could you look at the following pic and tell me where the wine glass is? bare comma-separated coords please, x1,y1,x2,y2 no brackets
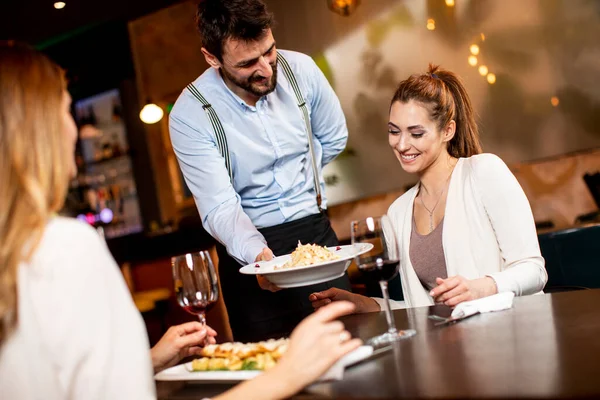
351,215,416,347
171,251,219,325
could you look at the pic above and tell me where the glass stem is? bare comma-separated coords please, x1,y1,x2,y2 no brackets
379,280,398,334
198,312,206,325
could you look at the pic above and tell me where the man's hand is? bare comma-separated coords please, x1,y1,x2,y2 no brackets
255,247,274,262
255,247,281,292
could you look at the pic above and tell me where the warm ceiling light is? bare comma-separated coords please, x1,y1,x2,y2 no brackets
54,2,66,9
478,65,489,76
140,103,164,124
468,55,478,66
445,0,455,6
426,19,436,31
470,44,480,55
551,96,560,107
328,0,360,17
487,73,496,84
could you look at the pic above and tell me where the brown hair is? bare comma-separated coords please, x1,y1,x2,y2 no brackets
391,64,482,158
0,42,70,344
196,0,274,62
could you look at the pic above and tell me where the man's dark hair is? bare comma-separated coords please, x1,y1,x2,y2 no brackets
196,0,274,62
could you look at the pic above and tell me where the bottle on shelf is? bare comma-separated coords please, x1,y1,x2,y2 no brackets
111,134,122,157
87,105,97,126
112,98,122,122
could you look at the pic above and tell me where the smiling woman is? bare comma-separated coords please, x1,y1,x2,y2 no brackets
310,64,547,313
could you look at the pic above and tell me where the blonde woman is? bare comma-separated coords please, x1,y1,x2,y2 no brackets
0,42,361,399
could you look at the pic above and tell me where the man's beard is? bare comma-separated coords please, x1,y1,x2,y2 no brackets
222,62,278,98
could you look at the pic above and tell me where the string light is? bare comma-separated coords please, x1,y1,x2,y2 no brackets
480,33,485,41
54,2,66,9
551,96,560,107
478,65,489,76
445,0,455,6
468,55,478,66
470,44,480,55
426,19,436,30
487,73,496,84
328,0,360,17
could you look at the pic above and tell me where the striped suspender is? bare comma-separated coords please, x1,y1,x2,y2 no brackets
186,83,233,181
186,52,323,211
276,53,323,212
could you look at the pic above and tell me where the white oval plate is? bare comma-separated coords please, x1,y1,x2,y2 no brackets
239,243,374,288
154,345,374,382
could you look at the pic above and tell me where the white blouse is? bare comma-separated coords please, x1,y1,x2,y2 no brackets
377,153,547,309
0,217,156,399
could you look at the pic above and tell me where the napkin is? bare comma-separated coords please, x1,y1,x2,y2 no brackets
319,345,374,381
450,292,515,319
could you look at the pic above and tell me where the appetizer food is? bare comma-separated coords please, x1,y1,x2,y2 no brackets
191,338,289,371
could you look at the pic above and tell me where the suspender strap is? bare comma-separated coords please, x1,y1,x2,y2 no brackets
276,52,322,212
186,52,322,211
186,83,233,181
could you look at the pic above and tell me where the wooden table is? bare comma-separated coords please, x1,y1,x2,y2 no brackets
157,290,600,399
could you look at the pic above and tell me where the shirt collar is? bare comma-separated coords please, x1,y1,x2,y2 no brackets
215,69,269,112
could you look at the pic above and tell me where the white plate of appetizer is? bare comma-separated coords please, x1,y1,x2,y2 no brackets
155,338,288,382
239,242,374,288
154,338,374,383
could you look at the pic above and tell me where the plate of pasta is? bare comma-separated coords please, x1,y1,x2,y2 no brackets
239,242,374,288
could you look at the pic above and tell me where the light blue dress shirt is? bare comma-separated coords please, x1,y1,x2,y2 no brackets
169,50,348,265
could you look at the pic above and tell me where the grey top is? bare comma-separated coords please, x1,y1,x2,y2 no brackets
409,216,448,290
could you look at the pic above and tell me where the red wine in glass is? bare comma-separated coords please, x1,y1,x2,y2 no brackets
358,259,400,282
351,216,416,347
172,251,219,325
181,301,217,317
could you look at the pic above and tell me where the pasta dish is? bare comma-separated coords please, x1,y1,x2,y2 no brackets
276,242,340,270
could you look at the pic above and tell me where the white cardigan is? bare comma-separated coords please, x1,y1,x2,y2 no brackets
378,154,547,309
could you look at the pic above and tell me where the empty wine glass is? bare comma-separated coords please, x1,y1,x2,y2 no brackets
351,216,416,347
171,251,219,325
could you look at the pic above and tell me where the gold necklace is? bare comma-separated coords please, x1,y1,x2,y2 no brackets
419,173,452,233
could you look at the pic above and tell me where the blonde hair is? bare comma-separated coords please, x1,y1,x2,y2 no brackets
0,42,71,344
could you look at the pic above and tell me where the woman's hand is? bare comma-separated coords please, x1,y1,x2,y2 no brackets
309,288,381,313
150,322,217,373
430,276,498,307
269,301,363,396
213,301,363,400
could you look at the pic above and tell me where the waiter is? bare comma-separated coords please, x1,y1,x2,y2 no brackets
169,0,352,342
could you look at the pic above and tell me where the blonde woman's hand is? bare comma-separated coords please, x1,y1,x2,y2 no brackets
274,301,363,394
150,322,217,373
430,276,498,307
309,288,381,313
212,301,363,400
